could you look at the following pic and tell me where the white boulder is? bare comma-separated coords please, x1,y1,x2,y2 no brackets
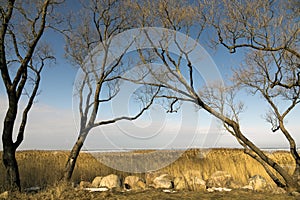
124,176,146,190
100,174,121,189
0,191,8,199
91,176,103,188
152,174,174,189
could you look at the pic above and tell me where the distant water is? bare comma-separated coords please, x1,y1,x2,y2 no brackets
82,147,297,153
261,148,297,152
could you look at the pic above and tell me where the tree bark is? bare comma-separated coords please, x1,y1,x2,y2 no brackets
2,96,20,191
2,144,20,191
62,133,87,181
232,122,299,191
293,163,300,186
196,96,300,191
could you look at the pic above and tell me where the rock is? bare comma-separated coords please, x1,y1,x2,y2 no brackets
214,187,231,192
162,189,177,193
248,175,267,191
91,176,103,188
24,186,41,193
208,187,232,192
153,174,174,189
79,181,92,189
136,180,146,189
207,171,233,188
100,174,121,189
83,187,109,192
222,187,232,192
174,176,206,191
145,171,160,185
179,170,207,191
0,191,8,199
124,176,146,190
242,185,253,190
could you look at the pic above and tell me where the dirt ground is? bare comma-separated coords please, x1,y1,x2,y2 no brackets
7,188,300,200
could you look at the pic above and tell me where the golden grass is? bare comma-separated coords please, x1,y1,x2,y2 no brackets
161,149,294,185
0,148,295,191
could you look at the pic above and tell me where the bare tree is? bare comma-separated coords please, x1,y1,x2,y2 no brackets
209,0,300,191
132,0,299,192
211,0,299,57
0,0,61,191
62,0,159,181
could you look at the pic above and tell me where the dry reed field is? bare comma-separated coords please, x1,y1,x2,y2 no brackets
0,149,298,199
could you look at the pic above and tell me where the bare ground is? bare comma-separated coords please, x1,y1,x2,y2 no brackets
8,187,300,200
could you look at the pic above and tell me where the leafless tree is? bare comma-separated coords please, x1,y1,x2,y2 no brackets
0,0,61,191
62,0,159,181
209,0,300,191
132,0,299,192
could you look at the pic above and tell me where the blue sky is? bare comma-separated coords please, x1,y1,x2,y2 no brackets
0,1,299,150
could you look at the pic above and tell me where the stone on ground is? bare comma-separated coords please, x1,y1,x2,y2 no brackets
91,176,103,188
79,181,91,189
145,171,160,185
152,174,174,189
124,176,146,190
0,191,8,199
100,174,121,189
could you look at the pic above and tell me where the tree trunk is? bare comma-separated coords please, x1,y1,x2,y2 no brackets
282,179,299,192
2,145,20,191
197,97,300,191
293,163,300,178
62,134,87,181
293,163,300,191
2,96,21,191
232,125,299,191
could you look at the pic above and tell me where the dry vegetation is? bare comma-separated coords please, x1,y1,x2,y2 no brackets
0,149,297,199
5,187,298,200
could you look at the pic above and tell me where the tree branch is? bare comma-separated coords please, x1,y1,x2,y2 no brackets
91,87,160,128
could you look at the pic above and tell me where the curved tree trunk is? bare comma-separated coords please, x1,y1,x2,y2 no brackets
62,133,87,181
293,163,300,188
196,96,300,191
236,130,298,189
